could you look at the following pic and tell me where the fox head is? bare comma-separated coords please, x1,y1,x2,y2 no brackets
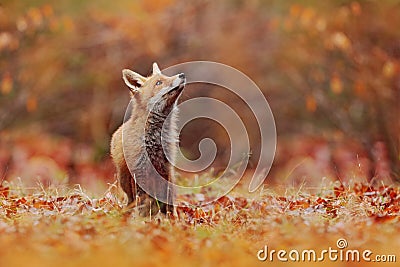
122,63,185,116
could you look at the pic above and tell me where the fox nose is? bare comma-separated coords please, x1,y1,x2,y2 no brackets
179,73,185,79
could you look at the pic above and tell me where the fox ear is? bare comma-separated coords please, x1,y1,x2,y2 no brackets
152,62,161,75
122,69,146,92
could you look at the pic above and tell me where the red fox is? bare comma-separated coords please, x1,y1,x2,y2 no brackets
110,63,185,216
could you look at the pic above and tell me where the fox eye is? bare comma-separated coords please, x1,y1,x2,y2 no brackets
156,80,162,86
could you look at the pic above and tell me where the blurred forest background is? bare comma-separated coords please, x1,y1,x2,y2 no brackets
0,0,399,192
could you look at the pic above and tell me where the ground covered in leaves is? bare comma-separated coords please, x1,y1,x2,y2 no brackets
0,182,399,267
